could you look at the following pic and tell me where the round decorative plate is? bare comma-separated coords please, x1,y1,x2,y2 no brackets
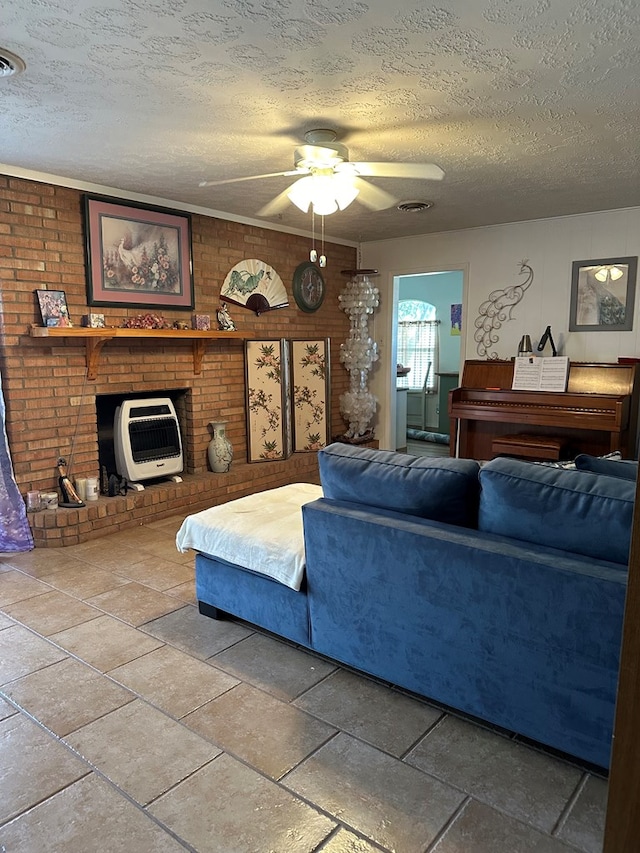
293,261,325,313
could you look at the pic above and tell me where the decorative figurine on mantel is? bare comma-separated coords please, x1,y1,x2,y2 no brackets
337,269,380,442
216,302,236,331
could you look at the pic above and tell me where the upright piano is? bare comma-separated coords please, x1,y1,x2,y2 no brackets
449,360,640,460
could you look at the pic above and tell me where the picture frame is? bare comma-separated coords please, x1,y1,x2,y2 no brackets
83,194,194,310
569,257,637,331
36,289,72,327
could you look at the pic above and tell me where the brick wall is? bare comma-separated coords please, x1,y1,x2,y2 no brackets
0,175,357,543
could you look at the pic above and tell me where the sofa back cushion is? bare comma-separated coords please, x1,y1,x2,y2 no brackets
478,457,634,565
318,443,481,527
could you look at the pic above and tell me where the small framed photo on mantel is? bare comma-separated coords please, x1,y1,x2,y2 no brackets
36,289,72,327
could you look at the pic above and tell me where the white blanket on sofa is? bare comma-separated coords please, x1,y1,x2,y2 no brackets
175,482,323,591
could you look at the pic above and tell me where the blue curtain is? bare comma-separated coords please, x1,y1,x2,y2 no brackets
0,364,33,552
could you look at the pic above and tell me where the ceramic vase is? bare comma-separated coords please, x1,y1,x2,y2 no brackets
207,421,233,473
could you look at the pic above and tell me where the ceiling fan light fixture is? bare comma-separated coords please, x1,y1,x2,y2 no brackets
334,179,359,211
287,177,313,213
287,172,358,216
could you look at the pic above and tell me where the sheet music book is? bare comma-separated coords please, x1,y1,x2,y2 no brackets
512,356,570,392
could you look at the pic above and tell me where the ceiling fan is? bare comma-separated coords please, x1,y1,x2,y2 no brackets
199,129,445,217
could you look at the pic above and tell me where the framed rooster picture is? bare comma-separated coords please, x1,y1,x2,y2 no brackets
83,194,194,309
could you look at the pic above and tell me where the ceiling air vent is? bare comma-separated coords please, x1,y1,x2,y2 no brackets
397,200,434,212
0,49,26,78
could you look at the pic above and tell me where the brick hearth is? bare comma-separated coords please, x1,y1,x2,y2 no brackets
28,456,321,547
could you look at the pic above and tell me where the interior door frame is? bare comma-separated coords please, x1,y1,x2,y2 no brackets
389,264,467,449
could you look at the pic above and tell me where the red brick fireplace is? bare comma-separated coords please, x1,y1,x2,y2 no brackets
0,175,356,545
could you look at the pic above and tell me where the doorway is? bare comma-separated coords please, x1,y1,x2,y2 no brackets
393,270,464,455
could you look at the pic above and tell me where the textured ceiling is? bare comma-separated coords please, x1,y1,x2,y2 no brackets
2,0,640,243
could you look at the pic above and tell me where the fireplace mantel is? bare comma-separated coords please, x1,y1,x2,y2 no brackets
29,325,253,379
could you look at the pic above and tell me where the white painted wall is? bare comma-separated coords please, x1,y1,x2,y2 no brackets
362,206,640,449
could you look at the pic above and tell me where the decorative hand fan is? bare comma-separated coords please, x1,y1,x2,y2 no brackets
221,259,288,315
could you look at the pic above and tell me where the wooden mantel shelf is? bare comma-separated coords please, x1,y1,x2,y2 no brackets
29,325,252,379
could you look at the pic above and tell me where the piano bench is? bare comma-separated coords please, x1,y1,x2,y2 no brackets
491,434,566,461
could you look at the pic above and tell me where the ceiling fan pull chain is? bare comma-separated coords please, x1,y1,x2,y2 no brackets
319,214,327,267
310,209,317,262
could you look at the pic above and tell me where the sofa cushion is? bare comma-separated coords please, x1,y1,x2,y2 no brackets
478,457,634,565
318,443,480,527
574,453,638,481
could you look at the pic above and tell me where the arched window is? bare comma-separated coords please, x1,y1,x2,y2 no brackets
397,300,439,392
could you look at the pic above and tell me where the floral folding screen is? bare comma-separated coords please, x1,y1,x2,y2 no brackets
291,339,331,452
245,338,330,462
245,339,291,462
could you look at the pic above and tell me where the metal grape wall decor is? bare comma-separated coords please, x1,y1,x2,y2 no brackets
474,260,534,359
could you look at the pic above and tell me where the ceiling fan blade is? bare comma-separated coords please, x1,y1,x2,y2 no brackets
352,177,397,211
348,162,445,181
199,169,305,188
256,187,296,217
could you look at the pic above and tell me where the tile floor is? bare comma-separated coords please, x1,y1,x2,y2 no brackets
1,514,607,852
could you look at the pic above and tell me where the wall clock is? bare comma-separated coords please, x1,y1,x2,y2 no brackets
293,261,325,313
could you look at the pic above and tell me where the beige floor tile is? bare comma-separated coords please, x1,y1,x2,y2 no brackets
100,526,163,549
4,657,135,736
65,698,220,805
41,563,129,599
137,534,186,562
3,589,102,636
85,581,183,626
0,548,85,578
50,614,163,672
150,752,335,853
73,541,149,572
0,569,52,606
111,555,194,590
558,774,607,853
432,798,574,853
0,773,186,852
143,604,254,658
107,644,238,718
318,828,384,852
165,578,197,603
0,713,88,823
184,681,336,779
0,624,67,685
0,695,18,720
295,668,443,757
175,547,196,565
405,715,582,834
284,732,465,852
145,513,185,532
212,632,336,700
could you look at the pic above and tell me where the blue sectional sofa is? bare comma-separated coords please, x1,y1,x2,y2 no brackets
190,443,636,769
